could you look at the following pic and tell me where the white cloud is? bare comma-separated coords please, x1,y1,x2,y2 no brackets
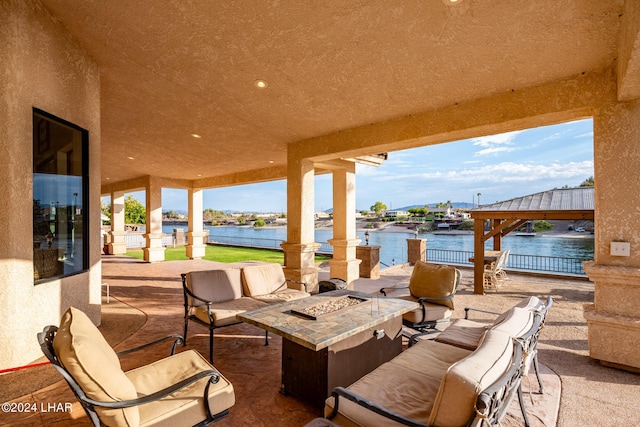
474,146,517,156
471,130,523,148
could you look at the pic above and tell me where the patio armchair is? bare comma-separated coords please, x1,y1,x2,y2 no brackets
182,268,268,364
38,307,235,427
484,250,508,291
380,261,460,332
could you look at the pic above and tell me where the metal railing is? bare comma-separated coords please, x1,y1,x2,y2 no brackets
426,248,589,276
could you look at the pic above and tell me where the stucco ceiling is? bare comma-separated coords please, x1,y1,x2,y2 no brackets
39,0,629,188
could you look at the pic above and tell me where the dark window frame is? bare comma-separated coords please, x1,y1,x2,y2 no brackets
32,108,90,284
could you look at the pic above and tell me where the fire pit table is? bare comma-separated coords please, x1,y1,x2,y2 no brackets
236,289,418,409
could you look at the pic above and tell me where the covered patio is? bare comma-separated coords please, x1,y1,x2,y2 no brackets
1,256,639,426
3,1,640,422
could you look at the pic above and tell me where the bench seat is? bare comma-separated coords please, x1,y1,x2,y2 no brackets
324,330,516,427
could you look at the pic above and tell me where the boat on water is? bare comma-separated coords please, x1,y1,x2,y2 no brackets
515,232,537,237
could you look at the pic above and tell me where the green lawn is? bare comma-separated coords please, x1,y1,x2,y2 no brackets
126,245,330,264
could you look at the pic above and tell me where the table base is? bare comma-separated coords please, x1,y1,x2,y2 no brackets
280,316,403,409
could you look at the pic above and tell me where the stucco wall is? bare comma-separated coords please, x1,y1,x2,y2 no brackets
594,98,640,266
0,0,101,370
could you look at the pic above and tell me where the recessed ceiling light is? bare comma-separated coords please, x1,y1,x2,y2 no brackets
106,177,110,180
191,134,201,138
196,174,202,177
254,79,268,89
127,156,135,160
442,0,461,5
269,160,274,164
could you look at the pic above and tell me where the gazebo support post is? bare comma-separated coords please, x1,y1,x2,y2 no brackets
473,218,485,294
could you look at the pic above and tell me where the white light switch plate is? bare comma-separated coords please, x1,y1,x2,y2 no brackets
610,242,630,257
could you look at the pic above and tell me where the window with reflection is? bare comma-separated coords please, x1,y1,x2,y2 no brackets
33,109,89,282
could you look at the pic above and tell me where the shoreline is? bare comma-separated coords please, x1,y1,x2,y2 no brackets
160,220,594,240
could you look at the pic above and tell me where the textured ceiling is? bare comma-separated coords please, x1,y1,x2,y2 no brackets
39,0,626,187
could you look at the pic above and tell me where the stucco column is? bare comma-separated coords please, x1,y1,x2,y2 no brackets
473,218,486,294
108,192,127,255
281,158,320,292
583,96,640,371
186,188,206,259
328,164,361,288
143,179,165,262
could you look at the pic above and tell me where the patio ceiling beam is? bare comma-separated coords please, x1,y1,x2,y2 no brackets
289,70,608,164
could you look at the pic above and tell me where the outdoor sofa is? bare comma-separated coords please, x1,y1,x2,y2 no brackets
323,296,546,427
181,262,310,362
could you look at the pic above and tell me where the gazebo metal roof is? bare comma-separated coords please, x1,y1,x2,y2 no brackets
474,187,594,213
468,187,594,294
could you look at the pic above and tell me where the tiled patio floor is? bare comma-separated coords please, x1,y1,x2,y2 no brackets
2,256,639,426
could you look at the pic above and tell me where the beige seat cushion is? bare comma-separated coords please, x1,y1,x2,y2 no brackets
435,297,540,350
324,361,439,427
126,350,235,427
53,307,139,427
250,288,310,303
194,297,267,326
324,340,470,427
395,294,453,324
185,269,243,306
408,261,457,309
388,339,472,374
241,263,288,296
434,318,489,350
429,330,514,426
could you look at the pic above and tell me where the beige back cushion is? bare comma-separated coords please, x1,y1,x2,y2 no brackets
408,261,457,309
429,330,514,426
186,269,243,306
493,296,542,326
241,263,287,296
53,307,139,427
491,307,534,337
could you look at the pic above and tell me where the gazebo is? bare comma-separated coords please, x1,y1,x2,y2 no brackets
470,187,595,294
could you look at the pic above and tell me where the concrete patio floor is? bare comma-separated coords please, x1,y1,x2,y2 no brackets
2,256,639,426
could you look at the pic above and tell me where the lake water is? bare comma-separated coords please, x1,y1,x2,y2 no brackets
162,224,594,268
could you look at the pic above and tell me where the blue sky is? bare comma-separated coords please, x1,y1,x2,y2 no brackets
121,118,594,212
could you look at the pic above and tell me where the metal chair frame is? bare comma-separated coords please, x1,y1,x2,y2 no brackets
380,267,461,332
181,273,268,364
38,326,228,427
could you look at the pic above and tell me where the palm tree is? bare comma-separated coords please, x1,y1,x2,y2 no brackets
477,193,481,207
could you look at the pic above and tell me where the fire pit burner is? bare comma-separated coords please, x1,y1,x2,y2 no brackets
291,295,369,320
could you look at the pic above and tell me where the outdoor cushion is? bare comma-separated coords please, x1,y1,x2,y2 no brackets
408,261,456,309
324,361,438,427
185,269,243,306
241,263,288,296
493,296,542,325
436,297,540,350
193,297,267,326
395,295,453,323
434,318,490,350
492,307,534,337
250,288,310,303
429,329,513,426
126,350,235,427
388,339,472,375
53,307,139,427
